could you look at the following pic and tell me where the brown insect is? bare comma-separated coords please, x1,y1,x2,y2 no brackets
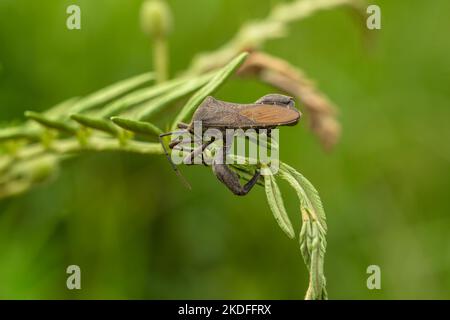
159,94,301,195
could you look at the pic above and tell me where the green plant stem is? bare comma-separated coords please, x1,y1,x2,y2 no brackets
154,37,169,83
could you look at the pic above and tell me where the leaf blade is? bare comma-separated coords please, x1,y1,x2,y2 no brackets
264,173,295,239
71,114,120,136
70,72,154,114
111,117,163,137
171,52,249,130
280,162,327,232
277,162,328,300
137,73,214,121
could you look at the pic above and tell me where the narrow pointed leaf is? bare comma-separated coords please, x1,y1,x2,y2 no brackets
71,114,119,136
264,174,295,239
0,127,41,142
171,52,249,130
137,73,214,121
280,162,327,231
111,117,163,137
70,72,154,114
277,162,327,300
44,97,80,119
97,76,187,118
25,111,77,134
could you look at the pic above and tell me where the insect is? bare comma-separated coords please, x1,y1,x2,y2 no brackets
159,94,301,195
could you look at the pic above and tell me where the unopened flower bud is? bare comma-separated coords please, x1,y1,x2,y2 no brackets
140,0,172,39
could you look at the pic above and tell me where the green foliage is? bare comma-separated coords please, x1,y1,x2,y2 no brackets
111,117,163,137
171,52,248,130
69,73,155,114
71,114,121,137
25,111,78,135
263,162,327,299
137,73,213,121
264,173,295,239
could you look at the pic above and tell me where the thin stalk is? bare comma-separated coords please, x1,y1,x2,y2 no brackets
154,37,169,83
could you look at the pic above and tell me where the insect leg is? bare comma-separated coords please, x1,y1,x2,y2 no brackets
183,137,216,165
159,131,192,189
212,161,261,196
177,122,189,129
169,137,183,149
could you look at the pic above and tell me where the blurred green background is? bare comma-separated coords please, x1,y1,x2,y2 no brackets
0,0,449,299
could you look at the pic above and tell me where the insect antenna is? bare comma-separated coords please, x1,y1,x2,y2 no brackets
159,130,192,190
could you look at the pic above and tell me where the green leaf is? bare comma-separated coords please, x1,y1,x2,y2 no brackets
299,217,311,266
111,117,163,137
0,127,40,142
0,98,80,143
308,221,322,298
171,52,249,130
137,72,214,121
300,219,327,300
71,114,120,136
43,97,80,119
264,174,295,239
277,163,327,300
70,72,154,114
25,111,77,134
97,76,187,118
280,162,327,232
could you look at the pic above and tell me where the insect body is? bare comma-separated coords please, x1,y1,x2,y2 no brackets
188,95,300,131
159,94,301,195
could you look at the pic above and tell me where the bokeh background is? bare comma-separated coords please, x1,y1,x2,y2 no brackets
0,0,449,299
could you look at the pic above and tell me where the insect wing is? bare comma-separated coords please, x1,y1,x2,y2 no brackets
238,104,300,126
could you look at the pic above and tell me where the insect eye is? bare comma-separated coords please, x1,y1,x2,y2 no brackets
287,99,295,109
